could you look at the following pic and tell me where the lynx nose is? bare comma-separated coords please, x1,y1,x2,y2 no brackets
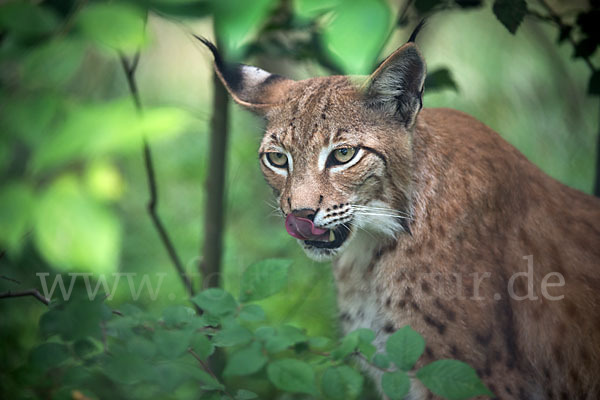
291,208,316,221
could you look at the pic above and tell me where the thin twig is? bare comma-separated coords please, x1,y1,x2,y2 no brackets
0,289,50,305
188,348,233,398
1,275,21,285
118,53,195,298
534,0,597,72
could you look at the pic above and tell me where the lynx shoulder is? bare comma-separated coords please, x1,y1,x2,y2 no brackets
198,32,600,399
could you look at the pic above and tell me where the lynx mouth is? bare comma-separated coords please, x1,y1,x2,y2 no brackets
285,214,352,250
304,224,351,249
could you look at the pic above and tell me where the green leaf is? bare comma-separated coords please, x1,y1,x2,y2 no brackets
238,304,266,322
416,359,494,400
331,333,359,360
492,0,527,34
308,336,332,350
381,371,410,400
321,365,363,399
224,342,268,376
190,333,215,360
234,389,258,399
33,99,190,172
213,321,253,347
213,0,278,60
322,0,392,74
194,370,225,391
126,336,157,360
267,359,317,395
21,38,86,88
163,305,193,328
144,0,211,18
103,353,155,385
192,288,238,316
155,361,194,392
240,258,292,302
350,328,376,359
261,325,307,353
372,353,391,369
73,338,100,359
293,0,341,18
77,3,146,52
33,177,121,274
0,182,35,254
425,68,459,92
0,2,58,39
386,326,425,371
154,328,193,358
29,343,69,370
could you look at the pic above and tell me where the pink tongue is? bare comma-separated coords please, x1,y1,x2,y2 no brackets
285,214,329,241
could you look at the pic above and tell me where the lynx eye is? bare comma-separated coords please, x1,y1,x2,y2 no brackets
331,147,357,164
266,152,288,168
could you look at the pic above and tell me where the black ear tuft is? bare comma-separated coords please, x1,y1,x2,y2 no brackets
194,35,294,113
408,19,426,43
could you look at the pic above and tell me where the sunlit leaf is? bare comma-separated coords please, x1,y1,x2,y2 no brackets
85,160,125,202
77,3,147,52
293,0,340,19
32,99,190,172
33,176,121,273
267,359,317,395
0,182,35,254
212,0,278,60
144,0,211,17
322,0,392,74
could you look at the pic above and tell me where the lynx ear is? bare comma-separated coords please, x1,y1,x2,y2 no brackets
363,42,426,127
195,36,294,113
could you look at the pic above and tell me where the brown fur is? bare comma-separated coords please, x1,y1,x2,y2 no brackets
200,37,600,399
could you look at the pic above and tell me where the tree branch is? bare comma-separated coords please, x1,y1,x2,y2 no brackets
0,289,50,305
119,53,195,298
188,348,233,398
533,0,597,73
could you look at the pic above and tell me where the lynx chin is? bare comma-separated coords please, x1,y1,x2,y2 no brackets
198,24,600,400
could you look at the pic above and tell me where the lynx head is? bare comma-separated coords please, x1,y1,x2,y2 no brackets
198,32,426,261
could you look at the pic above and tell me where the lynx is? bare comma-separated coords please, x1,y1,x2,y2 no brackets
198,27,600,399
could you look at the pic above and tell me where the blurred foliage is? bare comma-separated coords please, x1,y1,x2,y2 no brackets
0,0,598,399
